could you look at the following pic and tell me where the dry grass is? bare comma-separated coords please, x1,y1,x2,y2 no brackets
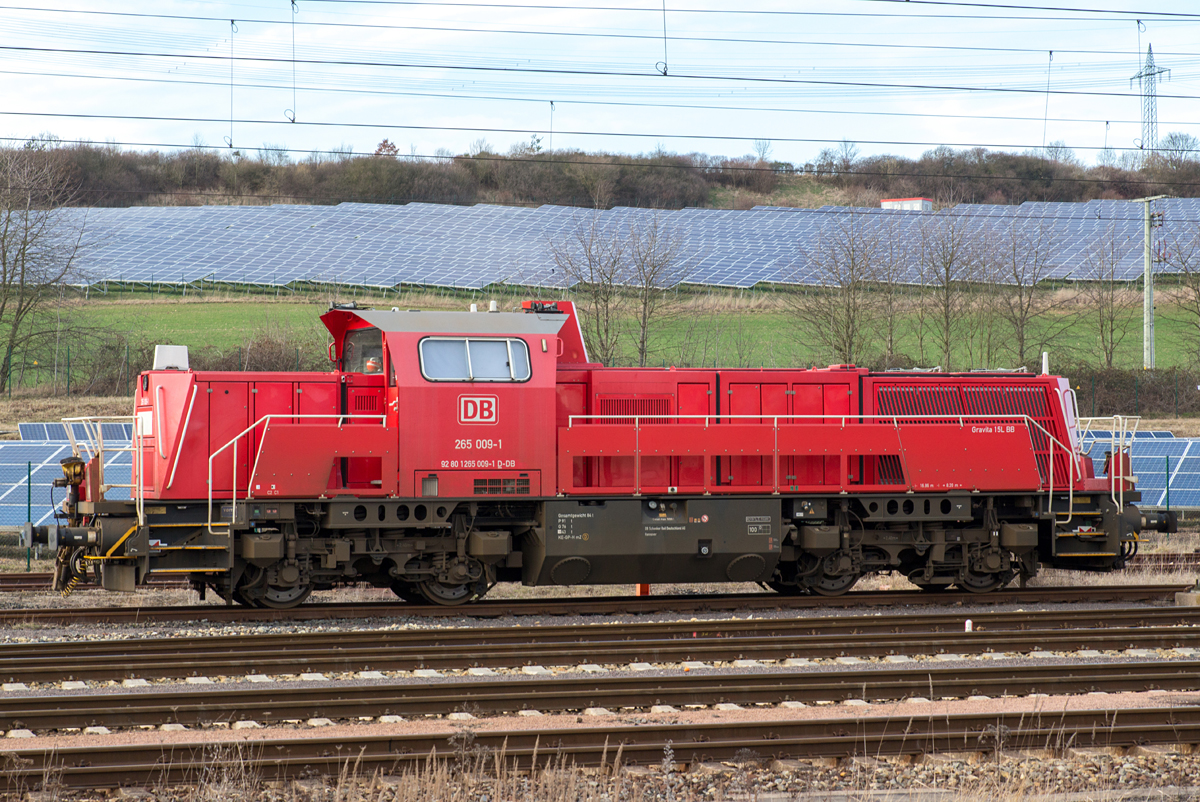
1136,417,1200,437
25,741,1198,801
0,394,132,439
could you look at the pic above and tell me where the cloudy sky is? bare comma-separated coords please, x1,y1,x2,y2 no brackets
1,0,1197,166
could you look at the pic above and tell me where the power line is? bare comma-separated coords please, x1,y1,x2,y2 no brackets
5,108,1195,153
299,0,1200,21
855,0,1200,17
2,4,1195,55
8,65,1196,129
5,44,1200,101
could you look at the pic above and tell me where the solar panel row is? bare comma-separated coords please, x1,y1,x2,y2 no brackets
17,422,133,442
64,197,1200,292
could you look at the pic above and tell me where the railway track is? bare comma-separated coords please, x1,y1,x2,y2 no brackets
5,659,1200,733
0,572,185,592
5,704,1200,790
0,583,1187,624
1129,552,1200,571
6,606,1200,683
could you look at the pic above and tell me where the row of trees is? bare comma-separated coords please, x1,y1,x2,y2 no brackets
550,208,1200,373
18,132,1200,211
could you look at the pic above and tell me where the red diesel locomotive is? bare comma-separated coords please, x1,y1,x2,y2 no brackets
26,301,1174,606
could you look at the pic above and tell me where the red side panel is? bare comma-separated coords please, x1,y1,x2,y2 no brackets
250,422,395,497
728,384,761,486
676,383,711,487
209,382,249,493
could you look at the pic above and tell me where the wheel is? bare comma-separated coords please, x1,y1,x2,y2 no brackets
805,572,860,597
256,583,313,609
231,589,260,608
418,579,478,606
390,580,430,605
954,570,1009,594
766,580,808,596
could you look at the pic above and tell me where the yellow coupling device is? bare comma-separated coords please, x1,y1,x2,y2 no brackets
59,455,86,487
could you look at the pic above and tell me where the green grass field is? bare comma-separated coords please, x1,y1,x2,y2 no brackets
61,287,1199,372
80,298,325,350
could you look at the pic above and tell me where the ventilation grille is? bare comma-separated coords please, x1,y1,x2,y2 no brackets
962,385,1049,417
875,386,964,417
596,395,672,423
876,455,906,485
474,477,530,495
353,394,381,412
878,383,1062,485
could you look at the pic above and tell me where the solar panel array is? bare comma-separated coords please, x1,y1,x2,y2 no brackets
18,422,134,442
65,198,1200,292
1080,430,1200,508
0,444,130,527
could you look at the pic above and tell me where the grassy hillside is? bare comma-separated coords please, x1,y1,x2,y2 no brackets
67,288,1191,372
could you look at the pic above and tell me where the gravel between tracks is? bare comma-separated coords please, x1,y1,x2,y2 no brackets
7,589,1200,800
10,692,1200,801
0,592,1181,645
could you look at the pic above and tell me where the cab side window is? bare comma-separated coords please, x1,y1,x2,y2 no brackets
343,327,384,374
419,338,531,382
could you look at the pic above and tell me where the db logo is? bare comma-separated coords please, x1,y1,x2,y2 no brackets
458,395,498,424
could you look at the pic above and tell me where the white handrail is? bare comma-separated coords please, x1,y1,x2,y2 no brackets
63,415,146,526
206,413,386,534
1077,415,1140,509
154,385,167,460
565,413,1081,505
165,386,198,490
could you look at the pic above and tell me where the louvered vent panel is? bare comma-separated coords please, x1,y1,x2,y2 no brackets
474,478,530,495
875,386,964,417
876,455,906,485
962,385,1048,417
596,396,672,423
353,395,380,412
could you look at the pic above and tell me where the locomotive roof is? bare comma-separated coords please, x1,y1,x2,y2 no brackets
321,307,567,341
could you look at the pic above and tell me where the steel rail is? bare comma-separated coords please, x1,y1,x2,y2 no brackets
7,610,1200,683
6,705,1200,790
5,660,1200,733
0,583,1186,622
0,573,187,592
9,602,1200,656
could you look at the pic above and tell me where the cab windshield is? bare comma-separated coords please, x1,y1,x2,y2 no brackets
343,327,384,373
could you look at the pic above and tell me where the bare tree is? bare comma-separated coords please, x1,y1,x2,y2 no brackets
917,213,982,371
1158,131,1199,174
0,148,90,392
565,158,616,209
625,212,693,368
871,217,910,368
549,211,628,366
988,219,1073,367
1164,222,1200,363
1078,225,1139,368
785,211,882,366
959,276,1003,370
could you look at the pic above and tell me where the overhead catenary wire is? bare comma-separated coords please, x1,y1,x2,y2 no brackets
0,108,1193,154
4,43,1200,102
1,5,1198,56
292,0,1200,22
0,65,1195,130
